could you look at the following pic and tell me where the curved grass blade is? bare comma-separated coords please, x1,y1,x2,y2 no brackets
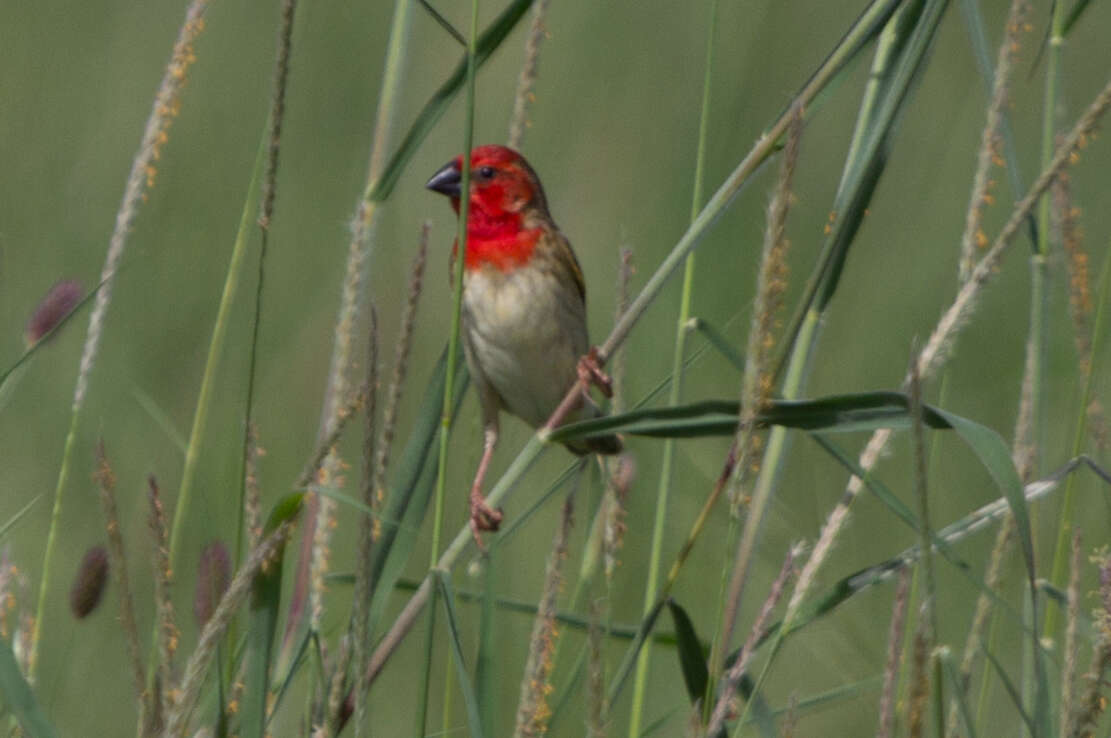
934,407,1049,734
0,636,57,738
666,599,708,705
435,572,484,738
266,627,311,730
606,597,668,706
366,348,468,637
957,0,1034,245
775,0,944,381
1062,0,1095,36
0,495,40,544
367,0,537,202
551,391,956,442
241,493,303,738
810,433,1028,626
980,638,1035,735
688,317,745,371
939,647,977,738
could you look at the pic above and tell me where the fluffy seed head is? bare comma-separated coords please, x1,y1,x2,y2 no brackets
25,279,83,346
70,545,109,619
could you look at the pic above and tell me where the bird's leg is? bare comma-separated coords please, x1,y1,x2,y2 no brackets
577,346,613,399
469,424,504,547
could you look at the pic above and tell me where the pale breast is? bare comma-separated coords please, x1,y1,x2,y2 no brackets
462,263,588,428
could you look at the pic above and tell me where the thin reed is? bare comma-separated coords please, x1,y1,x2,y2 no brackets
11,1,1111,736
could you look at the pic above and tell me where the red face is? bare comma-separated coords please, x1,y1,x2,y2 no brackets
454,144,539,219
426,145,546,271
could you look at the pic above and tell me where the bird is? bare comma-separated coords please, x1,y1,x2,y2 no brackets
426,144,622,544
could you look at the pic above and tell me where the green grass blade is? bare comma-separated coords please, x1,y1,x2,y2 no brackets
0,495,40,543
551,391,958,442
435,572,485,738
241,493,303,738
939,647,977,738
266,627,311,729
816,0,950,310
980,639,1035,735
666,599,708,706
811,433,1027,627
366,0,536,202
0,636,57,738
932,409,1033,585
607,597,668,705
1062,0,1095,36
688,318,745,371
366,348,468,636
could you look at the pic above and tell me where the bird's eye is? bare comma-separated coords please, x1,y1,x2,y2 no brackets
477,166,495,179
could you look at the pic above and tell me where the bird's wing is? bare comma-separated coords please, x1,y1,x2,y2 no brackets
554,229,587,305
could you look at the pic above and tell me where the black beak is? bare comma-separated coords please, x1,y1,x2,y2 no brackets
426,161,461,198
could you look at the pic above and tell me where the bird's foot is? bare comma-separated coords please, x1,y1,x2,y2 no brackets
469,488,503,550
577,347,613,399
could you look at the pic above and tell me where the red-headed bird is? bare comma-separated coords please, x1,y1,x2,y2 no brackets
426,144,621,543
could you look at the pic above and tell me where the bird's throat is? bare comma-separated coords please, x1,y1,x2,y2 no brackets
457,207,541,272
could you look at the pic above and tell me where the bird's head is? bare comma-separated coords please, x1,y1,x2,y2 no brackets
426,144,550,225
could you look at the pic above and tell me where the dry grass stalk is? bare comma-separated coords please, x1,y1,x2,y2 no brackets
1067,551,1111,736
165,522,294,737
730,108,800,507
906,601,933,738
31,0,211,681
787,75,1111,623
779,693,800,738
917,76,1111,383
1053,174,1092,372
0,553,21,642
716,108,801,671
295,388,366,490
1053,173,1111,454
507,0,552,150
603,456,634,583
324,635,352,737
373,230,427,533
73,0,208,412
309,486,337,633
513,496,574,737
612,247,635,413
93,444,148,722
148,476,179,721
1060,528,1082,738
707,544,799,734
958,0,1030,284
290,0,410,657
908,356,937,637
877,567,911,738
258,0,297,231
349,308,379,737
244,424,263,553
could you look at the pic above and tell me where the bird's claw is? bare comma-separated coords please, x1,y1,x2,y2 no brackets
577,347,613,399
469,491,503,550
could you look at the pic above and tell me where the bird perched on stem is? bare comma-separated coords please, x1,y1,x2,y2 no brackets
426,144,621,545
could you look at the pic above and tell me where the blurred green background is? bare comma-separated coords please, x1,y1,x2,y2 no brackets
2,0,1111,734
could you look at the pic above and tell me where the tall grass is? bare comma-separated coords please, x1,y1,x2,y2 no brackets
7,1,1111,736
